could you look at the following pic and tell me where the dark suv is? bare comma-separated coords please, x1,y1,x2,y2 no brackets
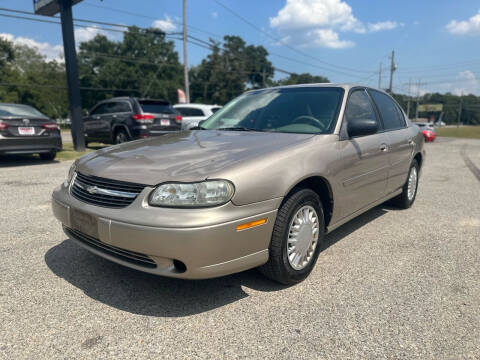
83,97,182,145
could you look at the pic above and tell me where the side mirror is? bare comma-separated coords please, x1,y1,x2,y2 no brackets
82,110,89,117
347,118,378,138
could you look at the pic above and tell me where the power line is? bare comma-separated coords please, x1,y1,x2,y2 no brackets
212,0,376,77
0,82,141,93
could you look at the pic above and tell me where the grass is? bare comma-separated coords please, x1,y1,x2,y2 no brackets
57,142,106,161
436,126,480,139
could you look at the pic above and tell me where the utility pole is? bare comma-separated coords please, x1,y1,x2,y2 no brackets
388,50,397,93
378,62,382,89
59,0,84,151
457,94,463,128
406,78,412,119
414,80,426,121
182,0,190,103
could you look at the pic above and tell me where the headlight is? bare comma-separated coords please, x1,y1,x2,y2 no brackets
149,180,235,207
64,162,77,187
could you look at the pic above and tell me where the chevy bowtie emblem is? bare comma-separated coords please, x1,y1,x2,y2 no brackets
86,185,99,194
22,119,30,125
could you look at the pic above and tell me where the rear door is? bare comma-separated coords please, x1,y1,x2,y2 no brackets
368,90,414,194
108,101,133,137
84,103,110,141
336,88,390,217
139,100,180,133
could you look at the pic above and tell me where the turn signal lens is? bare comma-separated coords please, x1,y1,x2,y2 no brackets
236,218,267,231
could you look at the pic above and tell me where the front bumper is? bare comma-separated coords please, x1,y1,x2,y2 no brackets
52,183,280,279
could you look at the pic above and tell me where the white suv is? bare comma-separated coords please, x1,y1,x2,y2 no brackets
173,104,221,130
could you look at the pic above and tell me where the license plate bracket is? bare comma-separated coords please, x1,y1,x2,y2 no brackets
70,209,98,239
18,127,35,135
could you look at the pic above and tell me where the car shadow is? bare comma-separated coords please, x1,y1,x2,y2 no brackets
44,205,391,318
0,154,59,167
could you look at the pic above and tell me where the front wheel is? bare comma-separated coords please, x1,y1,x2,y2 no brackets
390,159,419,209
259,188,325,285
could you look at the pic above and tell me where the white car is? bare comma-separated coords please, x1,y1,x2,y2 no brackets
173,104,222,130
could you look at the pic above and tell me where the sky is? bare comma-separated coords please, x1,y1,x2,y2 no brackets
1,0,480,96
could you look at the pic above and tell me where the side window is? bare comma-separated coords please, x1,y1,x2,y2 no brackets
345,89,378,125
395,103,407,126
369,90,404,130
109,102,131,113
175,107,189,116
188,108,205,117
90,103,109,116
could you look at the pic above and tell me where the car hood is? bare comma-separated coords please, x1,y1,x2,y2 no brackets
77,130,315,185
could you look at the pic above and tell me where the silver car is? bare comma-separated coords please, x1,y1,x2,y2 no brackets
52,84,425,284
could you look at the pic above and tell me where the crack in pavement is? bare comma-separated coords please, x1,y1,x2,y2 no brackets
461,145,480,182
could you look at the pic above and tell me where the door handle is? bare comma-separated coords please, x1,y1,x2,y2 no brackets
379,144,388,152
112,114,118,118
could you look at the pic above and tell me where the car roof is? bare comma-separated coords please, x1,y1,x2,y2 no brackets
100,97,169,103
173,104,221,109
244,83,391,95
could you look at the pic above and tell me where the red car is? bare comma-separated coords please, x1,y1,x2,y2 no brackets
416,123,436,142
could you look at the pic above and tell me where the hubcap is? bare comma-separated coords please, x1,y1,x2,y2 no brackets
407,167,418,201
116,133,126,144
286,205,319,271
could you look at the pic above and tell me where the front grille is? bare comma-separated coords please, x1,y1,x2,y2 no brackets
65,227,157,268
71,172,146,208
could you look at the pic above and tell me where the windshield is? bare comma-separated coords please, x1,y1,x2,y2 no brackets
0,104,47,118
201,87,344,134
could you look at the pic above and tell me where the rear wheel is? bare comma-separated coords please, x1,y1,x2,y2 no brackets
39,150,56,161
390,159,419,209
114,129,129,144
259,188,325,285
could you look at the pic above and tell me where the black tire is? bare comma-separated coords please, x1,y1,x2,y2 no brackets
39,150,56,161
114,129,129,144
390,159,419,209
259,188,325,285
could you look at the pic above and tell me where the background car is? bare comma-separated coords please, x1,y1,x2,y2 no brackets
173,104,222,130
415,122,436,142
0,103,62,160
83,97,182,145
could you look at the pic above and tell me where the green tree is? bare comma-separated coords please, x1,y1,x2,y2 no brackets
275,72,330,86
78,27,183,109
189,35,274,104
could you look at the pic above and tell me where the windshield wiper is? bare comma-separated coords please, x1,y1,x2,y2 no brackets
216,126,264,132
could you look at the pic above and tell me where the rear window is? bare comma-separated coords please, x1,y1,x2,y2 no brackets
139,101,174,114
0,104,47,118
176,107,204,117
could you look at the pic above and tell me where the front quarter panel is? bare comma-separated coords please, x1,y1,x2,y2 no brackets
212,135,340,208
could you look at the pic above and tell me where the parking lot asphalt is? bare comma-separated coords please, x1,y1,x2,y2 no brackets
1,137,479,359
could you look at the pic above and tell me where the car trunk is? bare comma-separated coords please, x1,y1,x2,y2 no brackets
0,117,52,137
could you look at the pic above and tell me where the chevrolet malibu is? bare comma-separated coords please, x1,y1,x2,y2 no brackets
52,84,425,284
